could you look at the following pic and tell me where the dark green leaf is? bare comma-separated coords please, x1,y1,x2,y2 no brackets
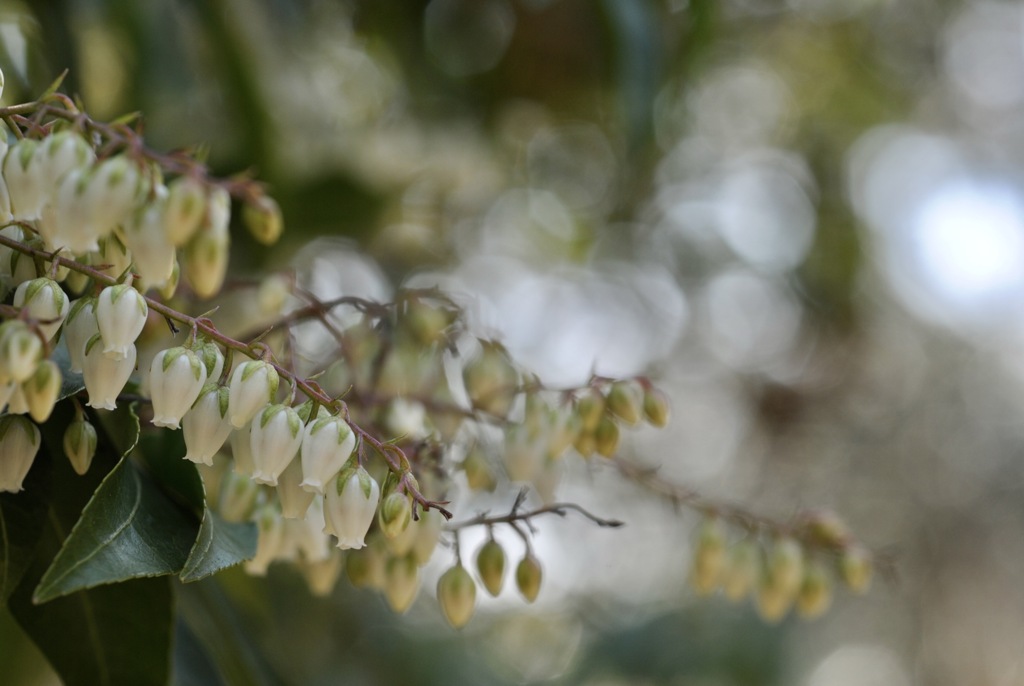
137,429,204,512
180,508,256,582
32,457,199,603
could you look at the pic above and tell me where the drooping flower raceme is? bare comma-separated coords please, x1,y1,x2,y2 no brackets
300,415,356,494
250,403,303,486
0,415,41,492
95,283,148,360
82,335,136,410
149,347,207,429
227,360,279,428
182,384,232,466
323,461,380,550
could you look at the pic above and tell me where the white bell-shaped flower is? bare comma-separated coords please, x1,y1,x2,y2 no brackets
4,139,45,220
0,320,43,384
294,497,330,562
182,384,232,466
36,131,95,195
98,235,133,282
323,461,380,550
82,335,136,410
300,415,356,495
122,196,175,292
84,155,144,236
0,225,25,280
63,297,99,374
245,504,285,576
299,549,343,597
13,277,69,341
249,403,303,486
95,283,148,359
0,379,16,413
0,415,40,492
229,421,256,476
6,384,28,414
276,456,315,519
38,167,99,253
227,360,279,428
149,347,207,429
163,175,207,246
218,471,260,523
23,358,61,423
196,339,224,383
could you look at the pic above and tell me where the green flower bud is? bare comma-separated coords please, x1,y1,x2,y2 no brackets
384,554,420,614
594,416,620,459
642,387,670,428
476,539,506,597
378,491,413,539
690,518,727,596
463,341,517,417
796,559,833,620
605,381,642,426
722,538,760,602
515,554,542,603
242,195,283,245
24,358,61,423
840,545,873,594
437,564,476,629
463,445,497,492
575,392,604,431
572,429,596,459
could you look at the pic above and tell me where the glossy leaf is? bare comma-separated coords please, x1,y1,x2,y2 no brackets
180,508,256,582
53,338,86,401
0,458,49,605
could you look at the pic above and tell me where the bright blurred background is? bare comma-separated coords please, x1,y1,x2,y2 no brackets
5,0,1024,684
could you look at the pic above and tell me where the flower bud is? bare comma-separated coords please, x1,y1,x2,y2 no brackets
149,347,207,429
276,456,316,519
40,167,99,253
63,297,99,373
82,335,136,410
324,462,380,550
796,559,833,620
63,417,98,475
438,564,476,629
95,283,148,359
14,277,69,341
840,545,873,594
24,358,61,422
37,130,94,192
249,403,303,486
195,339,224,383
463,444,497,492
690,518,727,596
594,416,620,458
182,384,232,466
0,379,15,413
163,175,207,246
242,195,283,245
0,415,40,492
378,491,413,540
227,360,279,428
183,188,230,299
722,538,760,602
642,387,670,428
300,549,343,597
158,255,180,301
384,554,420,614
346,540,386,589
755,573,793,624
767,536,805,598
503,426,543,482
218,471,261,523
0,320,43,383
98,235,133,283
515,554,543,603
575,392,604,431
6,384,28,414
300,415,356,494
476,539,506,597
122,202,175,292
257,274,291,316
463,341,517,417
572,429,596,459
605,381,642,426
800,510,851,548
384,397,429,440
411,509,443,566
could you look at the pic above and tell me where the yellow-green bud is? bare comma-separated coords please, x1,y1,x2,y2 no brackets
572,429,596,459
840,545,873,594
378,491,413,539
463,445,497,492
476,539,506,597
575,392,604,431
24,358,61,423
594,416,620,458
755,573,793,624
403,300,451,345
722,538,760,602
642,387,670,428
346,533,388,589
605,381,642,426
63,418,98,475
690,518,727,596
767,536,804,598
796,560,833,620
463,341,517,417
437,564,476,629
242,195,283,245
384,554,420,614
515,554,542,603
